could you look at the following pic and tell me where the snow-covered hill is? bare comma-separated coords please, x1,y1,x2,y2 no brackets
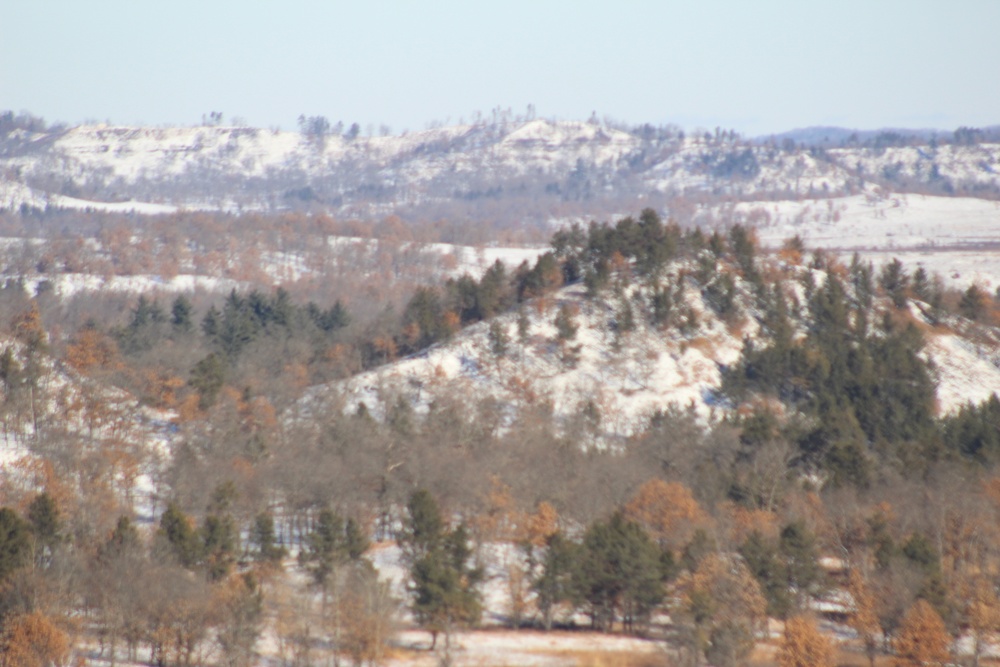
3,119,999,220
301,257,1000,441
0,333,169,519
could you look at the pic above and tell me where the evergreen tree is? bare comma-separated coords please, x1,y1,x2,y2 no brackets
402,287,447,349
0,507,30,583
344,517,369,561
942,394,1000,462
728,224,758,281
400,490,482,651
202,484,238,581
960,284,989,322
249,512,286,564
779,522,823,611
554,304,579,342
532,532,580,630
120,296,166,353
27,492,61,568
190,353,226,410
575,513,663,633
911,267,931,302
100,515,141,561
201,304,221,338
878,258,910,309
739,531,791,618
488,320,509,358
158,503,201,568
202,513,237,581
170,295,194,334
299,508,346,596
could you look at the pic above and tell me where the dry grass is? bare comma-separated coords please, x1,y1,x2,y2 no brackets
529,649,665,667
725,314,752,339
685,336,717,355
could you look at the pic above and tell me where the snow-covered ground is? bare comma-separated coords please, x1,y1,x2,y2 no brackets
389,628,663,667
749,193,1000,292
751,194,1000,251
315,278,746,437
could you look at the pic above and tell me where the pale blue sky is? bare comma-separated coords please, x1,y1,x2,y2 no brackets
2,0,998,136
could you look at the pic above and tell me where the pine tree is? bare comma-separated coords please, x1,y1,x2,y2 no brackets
532,532,580,630
575,513,663,633
344,517,369,561
250,512,286,564
202,484,238,582
488,320,509,358
878,258,910,309
190,353,226,410
780,521,823,612
100,515,141,561
27,492,61,568
401,490,482,652
911,267,931,302
300,509,346,596
740,530,791,618
728,224,759,281
960,284,989,322
0,507,30,583
158,502,201,568
171,295,194,333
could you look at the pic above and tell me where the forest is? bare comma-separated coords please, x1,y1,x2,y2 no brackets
1,205,1000,666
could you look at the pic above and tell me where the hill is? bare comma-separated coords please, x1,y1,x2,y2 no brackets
3,116,1000,225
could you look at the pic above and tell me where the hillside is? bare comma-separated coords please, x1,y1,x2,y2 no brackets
3,118,1000,223
310,237,1000,441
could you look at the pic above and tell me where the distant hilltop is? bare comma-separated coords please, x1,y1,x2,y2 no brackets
2,111,999,224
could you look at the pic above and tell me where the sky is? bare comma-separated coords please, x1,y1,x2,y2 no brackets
2,0,999,137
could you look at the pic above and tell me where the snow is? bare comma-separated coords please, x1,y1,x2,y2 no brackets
308,275,752,438
924,331,1000,413
751,194,1000,252
389,629,663,666
21,273,240,298
4,116,1000,226
748,194,1000,292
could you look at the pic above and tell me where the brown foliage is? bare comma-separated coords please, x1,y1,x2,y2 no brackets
12,303,47,350
470,477,526,543
681,552,767,632
723,502,779,545
624,479,708,550
1,611,70,667
892,599,950,667
65,328,121,374
525,501,560,548
847,570,881,667
778,615,833,667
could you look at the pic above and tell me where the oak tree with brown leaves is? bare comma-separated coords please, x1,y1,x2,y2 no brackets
892,599,950,667
778,615,834,667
